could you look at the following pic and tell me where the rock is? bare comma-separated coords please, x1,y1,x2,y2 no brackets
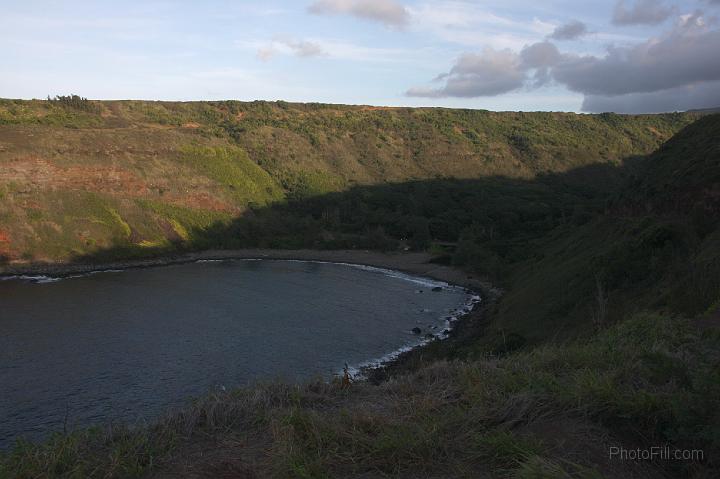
425,333,435,340
432,286,442,292
442,329,451,335
411,327,422,335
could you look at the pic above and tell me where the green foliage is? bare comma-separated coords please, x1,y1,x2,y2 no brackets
1,103,718,478
281,170,345,199
178,145,284,205
0,425,176,479
47,95,100,113
136,200,232,242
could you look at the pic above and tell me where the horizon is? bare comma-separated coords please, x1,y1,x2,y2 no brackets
2,0,719,114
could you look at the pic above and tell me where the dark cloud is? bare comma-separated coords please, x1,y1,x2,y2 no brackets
407,43,564,98
407,48,525,97
553,15,720,95
582,81,720,112
520,41,561,69
308,0,410,27
408,13,720,113
549,20,589,40
520,41,562,87
612,0,675,26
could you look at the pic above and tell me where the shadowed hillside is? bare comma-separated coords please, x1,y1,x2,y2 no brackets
65,115,719,346
1,108,718,478
0,98,700,263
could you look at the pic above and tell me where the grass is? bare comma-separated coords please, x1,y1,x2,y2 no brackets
2,314,716,478
178,145,284,206
0,102,717,477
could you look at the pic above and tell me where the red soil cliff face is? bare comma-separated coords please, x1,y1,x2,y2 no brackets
0,156,150,196
0,230,12,259
0,156,238,213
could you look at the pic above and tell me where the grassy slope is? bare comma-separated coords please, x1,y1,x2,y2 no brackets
487,115,720,345
3,314,717,478
1,101,719,478
0,98,697,262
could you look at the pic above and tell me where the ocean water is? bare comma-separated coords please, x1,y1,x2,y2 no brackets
0,259,474,448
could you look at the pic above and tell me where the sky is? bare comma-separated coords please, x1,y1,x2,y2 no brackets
1,0,719,112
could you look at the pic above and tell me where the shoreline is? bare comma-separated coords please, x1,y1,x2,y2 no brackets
0,249,497,381
0,249,491,292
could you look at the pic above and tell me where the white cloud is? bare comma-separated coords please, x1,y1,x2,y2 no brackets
308,0,410,27
408,1,553,50
256,38,326,61
241,36,430,65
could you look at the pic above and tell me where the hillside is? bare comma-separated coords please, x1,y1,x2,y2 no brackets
1,103,719,478
0,98,698,263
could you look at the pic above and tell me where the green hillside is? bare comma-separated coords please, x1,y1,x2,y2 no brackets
1,101,719,478
0,98,697,263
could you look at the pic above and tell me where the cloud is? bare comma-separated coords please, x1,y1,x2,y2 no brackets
407,47,525,97
256,38,326,61
553,14,720,96
408,2,554,50
520,41,561,69
582,81,720,112
308,0,410,27
612,0,675,26
256,47,276,61
407,42,563,98
549,20,588,40
408,13,720,112
520,41,562,86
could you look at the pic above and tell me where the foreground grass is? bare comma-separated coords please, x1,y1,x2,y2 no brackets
3,313,717,478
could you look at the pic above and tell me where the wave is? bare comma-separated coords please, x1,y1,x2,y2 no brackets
0,269,123,284
344,292,482,379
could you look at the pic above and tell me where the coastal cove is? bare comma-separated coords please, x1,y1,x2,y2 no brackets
0,255,479,449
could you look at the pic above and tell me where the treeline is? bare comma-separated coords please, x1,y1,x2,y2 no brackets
46,94,99,113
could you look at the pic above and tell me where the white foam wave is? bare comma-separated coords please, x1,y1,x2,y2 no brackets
343,293,482,379
0,269,124,284
268,259,455,290
0,275,62,284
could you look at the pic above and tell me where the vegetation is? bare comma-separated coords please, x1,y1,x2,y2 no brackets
47,95,100,113
2,314,717,478
0,99,699,262
0,100,718,477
